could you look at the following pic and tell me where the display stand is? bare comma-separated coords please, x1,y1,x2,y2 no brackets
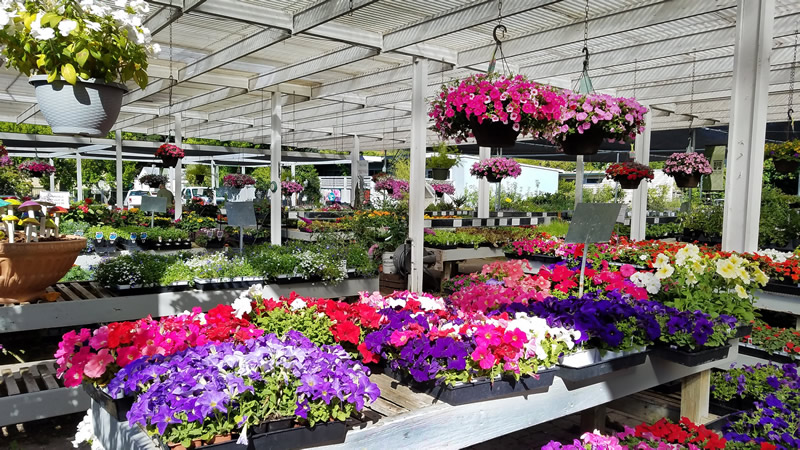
565,203,622,296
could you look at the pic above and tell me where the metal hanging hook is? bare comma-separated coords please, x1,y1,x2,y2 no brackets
493,24,506,45
582,46,590,71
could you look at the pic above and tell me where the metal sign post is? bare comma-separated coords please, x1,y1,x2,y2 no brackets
140,196,167,229
565,203,623,297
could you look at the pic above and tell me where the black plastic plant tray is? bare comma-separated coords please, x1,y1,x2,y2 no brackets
651,344,731,366
83,382,133,422
533,255,562,264
193,279,262,291
709,396,756,417
196,420,347,450
738,344,795,364
557,351,648,382
383,366,557,406
763,280,800,296
734,325,753,339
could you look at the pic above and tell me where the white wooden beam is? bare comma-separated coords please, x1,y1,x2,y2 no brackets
249,46,379,91
293,0,378,34
159,87,248,115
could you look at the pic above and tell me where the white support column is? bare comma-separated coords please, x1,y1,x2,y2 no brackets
270,89,283,246
478,146,490,218
408,56,428,293
174,113,183,220
574,155,584,207
115,131,123,208
240,166,245,174
48,158,55,191
721,0,774,253
76,152,83,201
631,108,652,241
351,135,360,207
211,160,217,189
291,163,297,206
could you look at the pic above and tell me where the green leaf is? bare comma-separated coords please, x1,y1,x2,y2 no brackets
46,70,58,83
61,63,77,84
75,49,89,67
35,54,46,68
40,12,61,28
133,69,148,90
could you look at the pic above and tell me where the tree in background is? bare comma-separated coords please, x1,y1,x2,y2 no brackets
250,165,321,205
185,164,212,186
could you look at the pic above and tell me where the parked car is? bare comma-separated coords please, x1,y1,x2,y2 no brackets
123,190,153,208
182,187,217,205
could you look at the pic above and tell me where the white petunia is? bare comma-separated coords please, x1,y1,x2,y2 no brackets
30,15,55,40
57,19,77,36
85,20,101,31
289,298,306,311
232,294,252,319
115,0,126,7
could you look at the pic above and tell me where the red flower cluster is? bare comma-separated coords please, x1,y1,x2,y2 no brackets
155,143,185,158
605,161,654,181
631,417,726,449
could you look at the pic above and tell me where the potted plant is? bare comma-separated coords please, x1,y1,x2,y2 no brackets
764,139,800,173
430,73,565,148
155,144,184,168
0,0,157,136
222,173,256,189
605,161,653,189
139,174,168,189
426,142,460,180
554,92,648,155
17,160,55,178
469,157,521,183
663,152,713,188
430,182,455,198
281,180,304,196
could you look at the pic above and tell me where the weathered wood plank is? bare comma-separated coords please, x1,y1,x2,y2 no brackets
70,283,96,300
37,364,60,391
20,368,39,393
369,374,433,410
56,284,80,301
90,282,115,298
366,397,408,417
2,373,20,396
681,369,710,423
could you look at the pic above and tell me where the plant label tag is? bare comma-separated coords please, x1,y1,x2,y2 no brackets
130,233,137,241
109,232,117,242
75,230,84,236
95,231,103,240
217,230,224,239
141,232,148,240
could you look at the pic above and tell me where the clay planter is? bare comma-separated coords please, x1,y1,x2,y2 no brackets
615,177,643,190
0,236,86,304
468,116,519,148
773,159,799,174
161,155,180,168
167,434,233,450
672,173,702,188
559,127,604,156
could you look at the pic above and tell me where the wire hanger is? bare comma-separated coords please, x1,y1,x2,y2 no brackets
487,1,511,75
788,28,798,140
573,0,594,94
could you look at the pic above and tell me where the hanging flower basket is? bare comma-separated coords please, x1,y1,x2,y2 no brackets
156,144,185,168
31,77,127,137
431,182,455,198
469,157,521,183
222,174,256,189
430,73,565,147
559,126,605,156
18,160,56,178
139,174,168,189
765,140,800,173
774,159,800,174
605,161,653,190
663,152,712,188
281,181,304,196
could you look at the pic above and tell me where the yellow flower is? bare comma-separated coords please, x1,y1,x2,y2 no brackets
715,259,737,279
655,264,674,280
735,284,749,299
736,266,750,284
505,198,512,203
691,259,704,274
196,219,202,223
653,253,670,269
729,254,745,266
754,268,769,286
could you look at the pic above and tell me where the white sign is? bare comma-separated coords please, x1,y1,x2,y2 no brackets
358,161,369,177
38,191,71,208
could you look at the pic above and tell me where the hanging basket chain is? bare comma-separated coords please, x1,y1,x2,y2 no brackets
487,0,510,75
166,0,175,143
789,28,798,133
574,0,594,94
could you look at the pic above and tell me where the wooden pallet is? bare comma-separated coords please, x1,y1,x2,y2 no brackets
1,281,116,306
0,360,90,427
379,273,407,294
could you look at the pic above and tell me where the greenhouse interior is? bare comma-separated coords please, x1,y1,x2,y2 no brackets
1,0,800,449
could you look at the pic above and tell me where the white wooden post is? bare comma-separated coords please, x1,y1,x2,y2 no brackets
115,131,123,208
574,155,584,207
631,108,652,241
351,134,360,207
240,166,245,174
210,160,217,188
408,56,428,293
48,158,55,191
76,152,83,201
173,112,183,220
270,89,283,246
721,0,774,253
478,146,490,218
290,163,297,206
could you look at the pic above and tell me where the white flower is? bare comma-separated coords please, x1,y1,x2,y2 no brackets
247,283,262,299
57,19,77,36
149,42,161,54
79,0,94,7
30,14,55,40
387,297,406,309
129,0,149,13
232,294,252,319
653,253,670,269
115,0,126,7
289,298,306,311
0,8,14,27
85,20,101,31
655,264,674,280
735,284,749,299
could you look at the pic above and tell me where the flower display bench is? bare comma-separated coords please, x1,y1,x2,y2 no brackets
87,348,737,450
428,247,507,289
754,288,800,329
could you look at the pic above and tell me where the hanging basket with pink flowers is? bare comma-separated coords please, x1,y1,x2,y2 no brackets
430,73,565,148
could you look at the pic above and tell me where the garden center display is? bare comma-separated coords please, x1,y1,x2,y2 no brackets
156,144,185,168
0,0,157,136
663,152,713,188
605,161,654,190
470,157,522,183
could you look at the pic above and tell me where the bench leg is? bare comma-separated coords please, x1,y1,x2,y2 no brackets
681,370,710,423
580,405,606,434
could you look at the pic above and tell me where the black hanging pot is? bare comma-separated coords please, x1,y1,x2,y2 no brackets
559,127,605,156
160,156,179,168
196,174,205,184
616,177,643,190
486,173,503,183
672,173,702,188
469,116,519,148
773,159,799,174
436,191,444,198
431,168,450,180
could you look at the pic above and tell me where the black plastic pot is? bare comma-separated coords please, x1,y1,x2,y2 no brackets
249,420,347,450
738,344,796,364
773,159,799,174
651,343,731,366
672,173,702,188
83,382,134,422
468,116,520,148
559,127,604,156
431,168,450,180
383,366,557,406
763,280,800,296
534,254,562,264
558,351,648,382
734,324,753,339
160,155,179,168
615,177,643,190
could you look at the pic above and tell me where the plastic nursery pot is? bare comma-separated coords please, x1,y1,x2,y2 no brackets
651,343,731,367
82,382,134,423
435,191,444,198
167,434,233,450
559,127,604,156
485,173,503,183
431,168,450,180
29,75,127,137
161,155,180,168
672,173,702,188
773,159,799,174
0,236,87,304
615,177,643,190
468,116,520,148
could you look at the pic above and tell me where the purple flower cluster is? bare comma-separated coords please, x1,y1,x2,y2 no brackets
431,183,455,195
374,178,409,199
18,159,55,176
663,152,713,176
109,331,379,438
469,157,521,180
281,181,304,194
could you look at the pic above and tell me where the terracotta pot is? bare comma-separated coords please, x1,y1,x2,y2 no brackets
468,116,519,148
167,434,233,450
773,159,799,174
0,236,86,304
559,127,605,156
615,177,643,190
161,155,179,168
672,173,702,188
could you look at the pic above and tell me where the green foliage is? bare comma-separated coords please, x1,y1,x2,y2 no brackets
250,307,335,347
535,219,570,238
0,164,32,196
426,142,460,170
185,164,211,186
59,265,93,282
391,156,410,181
582,184,616,203
711,363,784,403
647,184,681,212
